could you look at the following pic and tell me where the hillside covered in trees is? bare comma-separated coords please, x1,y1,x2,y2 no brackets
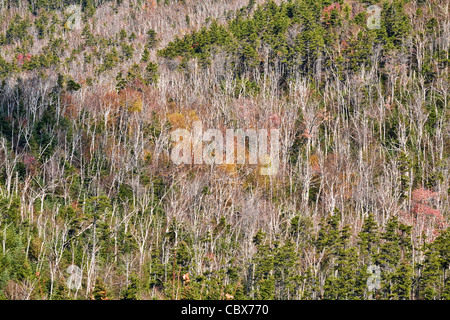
0,0,449,300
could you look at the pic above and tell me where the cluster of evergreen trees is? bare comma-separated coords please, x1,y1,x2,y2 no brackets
158,0,429,85
2,195,450,300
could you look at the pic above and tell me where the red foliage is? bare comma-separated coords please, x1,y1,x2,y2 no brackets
400,187,447,243
323,2,340,14
269,113,280,127
411,188,437,204
16,53,31,65
23,153,38,175
142,0,156,12
322,2,341,24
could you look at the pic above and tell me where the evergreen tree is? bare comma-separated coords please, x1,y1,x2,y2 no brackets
122,274,140,300
93,277,109,300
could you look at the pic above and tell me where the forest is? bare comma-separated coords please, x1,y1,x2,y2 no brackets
0,0,449,300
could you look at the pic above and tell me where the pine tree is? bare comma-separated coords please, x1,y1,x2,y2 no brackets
419,248,441,300
376,216,401,299
391,261,413,300
323,225,364,300
141,48,150,62
93,277,109,300
358,213,379,264
122,274,140,300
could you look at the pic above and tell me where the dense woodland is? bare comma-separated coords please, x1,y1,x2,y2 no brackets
0,0,449,300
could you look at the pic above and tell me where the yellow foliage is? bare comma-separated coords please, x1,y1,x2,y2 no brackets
187,110,199,122
118,88,142,113
167,112,186,129
309,154,320,171
219,163,238,176
128,98,143,113
309,154,318,165
167,110,200,129
143,149,152,164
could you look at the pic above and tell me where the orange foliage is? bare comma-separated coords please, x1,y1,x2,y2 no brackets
182,273,190,285
118,88,143,113
225,293,234,300
102,91,120,109
309,154,320,172
167,110,200,129
62,93,78,119
142,0,157,12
